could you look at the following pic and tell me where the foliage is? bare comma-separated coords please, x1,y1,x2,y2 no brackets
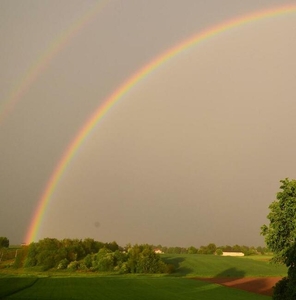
273,277,289,300
18,239,169,274
261,178,296,299
24,243,38,267
57,258,69,270
35,238,64,270
153,244,266,256
261,178,296,263
0,237,9,248
13,247,28,268
83,254,92,269
95,248,115,271
215,248,223,256
67,261,80,270
125,244,166,274
187,246,198,254
199,243,217,254
272,243,296,300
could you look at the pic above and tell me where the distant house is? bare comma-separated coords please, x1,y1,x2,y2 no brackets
154,249,164,254
222,252,244,257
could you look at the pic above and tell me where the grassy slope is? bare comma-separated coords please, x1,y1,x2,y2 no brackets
0,276,37,299
2,276,271,300
0,254,286,299
163,254,287,277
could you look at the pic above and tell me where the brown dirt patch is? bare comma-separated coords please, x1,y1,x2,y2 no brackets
194,277,282,296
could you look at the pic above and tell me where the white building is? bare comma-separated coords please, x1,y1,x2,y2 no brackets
222,252,244,257
154,249,164,254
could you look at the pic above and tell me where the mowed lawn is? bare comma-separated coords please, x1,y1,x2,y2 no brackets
163,254,287,277
0,276,271,300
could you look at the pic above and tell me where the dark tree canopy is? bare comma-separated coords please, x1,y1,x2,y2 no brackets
261,178,296,299
0,237,9,248
261,178,296,263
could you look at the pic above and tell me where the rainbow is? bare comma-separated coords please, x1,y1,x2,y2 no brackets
25,4,296,244
0,0,109,125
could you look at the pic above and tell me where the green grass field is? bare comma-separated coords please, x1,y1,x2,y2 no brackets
0,254,287,299
163,254,287,277
0,276,271,300
0,276,37,299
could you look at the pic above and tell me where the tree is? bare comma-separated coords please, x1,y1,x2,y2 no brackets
215,248,223,256
261,178,296,263
199,243,216,254
96,248,115,271
24,243,38,267
187,246,198,254
261,178,296,300
273,243,296,300
0,237,9,248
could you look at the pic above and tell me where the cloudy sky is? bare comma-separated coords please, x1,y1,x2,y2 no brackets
1,0,296,247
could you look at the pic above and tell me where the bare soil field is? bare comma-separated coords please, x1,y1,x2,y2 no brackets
194,277,282,296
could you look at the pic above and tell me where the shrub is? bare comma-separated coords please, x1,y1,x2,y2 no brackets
67,261,80,270
165,263,175,274
83,254,93,269
57,258,69,270
273,277,289,300
215,248,223,256
119,262,129,274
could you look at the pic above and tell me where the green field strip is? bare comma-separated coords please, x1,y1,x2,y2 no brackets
0,277,38,299
163,254,287,277
2,277,271,300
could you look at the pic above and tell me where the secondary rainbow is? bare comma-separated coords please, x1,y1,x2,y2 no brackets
25,4,296,244
0,0,109,125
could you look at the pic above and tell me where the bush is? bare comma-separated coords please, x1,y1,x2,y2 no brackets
78,262,89,271
83,254,93,269
165,263,175,274
24,243,38,267
57,258,69,270
67,261,79,270
215,248,223,256
273,277,289,300
0,237,9,248
119,262,129,274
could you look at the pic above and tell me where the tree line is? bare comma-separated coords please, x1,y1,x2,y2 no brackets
1,235,268,272
154,243,268,255
12,238,172,274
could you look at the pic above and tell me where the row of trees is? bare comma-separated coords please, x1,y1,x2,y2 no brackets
17,239,171,274
153,244,268,255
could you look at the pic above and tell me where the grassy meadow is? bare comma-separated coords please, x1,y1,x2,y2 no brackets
0,254,287,300
163,254,287,277
0,276,272,300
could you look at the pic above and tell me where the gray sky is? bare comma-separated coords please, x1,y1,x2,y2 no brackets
1,0,296,247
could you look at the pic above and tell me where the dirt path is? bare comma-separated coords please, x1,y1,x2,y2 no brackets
193,277,282,296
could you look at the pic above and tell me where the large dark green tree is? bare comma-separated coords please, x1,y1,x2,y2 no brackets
0,237,9,248
261,178,296,263
261,178,296,299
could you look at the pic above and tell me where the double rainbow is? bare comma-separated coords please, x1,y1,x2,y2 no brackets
0,0,109,124
25,4,296,244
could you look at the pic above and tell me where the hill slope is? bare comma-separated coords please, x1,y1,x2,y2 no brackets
163,254,287,277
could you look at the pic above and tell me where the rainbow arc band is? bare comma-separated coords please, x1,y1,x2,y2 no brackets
25,4,296,244
0,0,109,124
